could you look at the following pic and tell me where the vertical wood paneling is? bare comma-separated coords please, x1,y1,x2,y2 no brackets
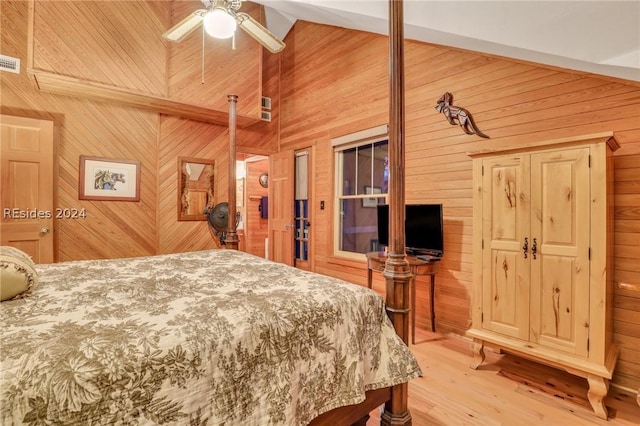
279,21,640,390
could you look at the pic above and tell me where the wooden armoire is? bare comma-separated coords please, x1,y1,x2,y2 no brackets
467,133,619,419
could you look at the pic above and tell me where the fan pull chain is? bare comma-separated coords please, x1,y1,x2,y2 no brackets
201,24,206,84
232,32,236,50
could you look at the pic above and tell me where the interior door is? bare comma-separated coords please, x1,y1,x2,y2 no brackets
529,147,590,357
481,154,530,340
0,114,54,263
269,150,294,265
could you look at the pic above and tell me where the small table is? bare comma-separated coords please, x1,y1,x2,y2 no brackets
366,251,439,344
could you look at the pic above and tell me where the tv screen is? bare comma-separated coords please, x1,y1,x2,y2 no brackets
376,204,389,248
376,204,444,257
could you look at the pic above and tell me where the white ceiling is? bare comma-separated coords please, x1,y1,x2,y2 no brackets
254,0,640,82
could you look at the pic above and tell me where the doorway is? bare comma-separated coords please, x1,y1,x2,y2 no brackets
237,153,269,258
265,147,312,269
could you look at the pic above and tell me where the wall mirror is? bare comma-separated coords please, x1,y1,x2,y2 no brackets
178,157,215,221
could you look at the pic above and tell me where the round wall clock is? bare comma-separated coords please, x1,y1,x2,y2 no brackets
259,172,269,188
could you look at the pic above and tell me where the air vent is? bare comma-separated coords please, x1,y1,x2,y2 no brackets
261,96,272,122
0,54,20,74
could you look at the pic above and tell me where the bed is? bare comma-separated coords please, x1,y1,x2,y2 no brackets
0,249,420,425
1,1,414,424
221,2,414,422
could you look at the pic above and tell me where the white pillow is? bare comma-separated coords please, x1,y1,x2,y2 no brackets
0,246,39,301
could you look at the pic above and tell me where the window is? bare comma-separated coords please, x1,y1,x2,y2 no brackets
333,125,389,259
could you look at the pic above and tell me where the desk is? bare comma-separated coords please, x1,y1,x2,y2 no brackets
366,252,439,344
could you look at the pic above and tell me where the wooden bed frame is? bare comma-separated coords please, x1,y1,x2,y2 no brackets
224,1,413,424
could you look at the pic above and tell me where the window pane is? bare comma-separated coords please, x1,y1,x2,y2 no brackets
360,141,388,197
342,147,357,196
335,137,388,257
359,144,372,193
375,141,389,194
295,154,308,200
339,198,380,254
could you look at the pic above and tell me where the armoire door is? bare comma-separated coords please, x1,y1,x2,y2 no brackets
0,114,54,263
529,147,591,357
481,155,531,340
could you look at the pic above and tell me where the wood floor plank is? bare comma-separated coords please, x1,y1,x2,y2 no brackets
366,331,640,425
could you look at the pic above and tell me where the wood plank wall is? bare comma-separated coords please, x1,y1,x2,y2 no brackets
28,0,262,119
30,0,167,96
167,0,262,119
0,0,268,259
1,0,166,260
278,21,640,390
2,0,638,393
237,47,281,155
157,115,229,254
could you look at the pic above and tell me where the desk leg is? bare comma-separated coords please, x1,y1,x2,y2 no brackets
367,267,373,289
430,275,436,332
411,278,416,345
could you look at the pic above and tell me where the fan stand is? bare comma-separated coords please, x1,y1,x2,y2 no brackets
204,216,228,245
217,231,228,245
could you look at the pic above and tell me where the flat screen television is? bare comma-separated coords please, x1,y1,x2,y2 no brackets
376,204,444,257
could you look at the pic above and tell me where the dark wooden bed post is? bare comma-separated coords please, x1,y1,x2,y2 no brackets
381,0,413,424
226,94,239,250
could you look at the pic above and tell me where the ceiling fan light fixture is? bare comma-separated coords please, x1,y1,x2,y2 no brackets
204,8,237,39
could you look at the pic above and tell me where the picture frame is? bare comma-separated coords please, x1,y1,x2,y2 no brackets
79,156,141,201
362,186,381,208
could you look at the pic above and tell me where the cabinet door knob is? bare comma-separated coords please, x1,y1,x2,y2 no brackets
522,237,529,259
40,227,50,234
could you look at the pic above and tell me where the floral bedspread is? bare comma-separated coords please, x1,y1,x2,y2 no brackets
0,249,421,425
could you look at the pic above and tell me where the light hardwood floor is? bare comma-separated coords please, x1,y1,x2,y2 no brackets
369,329,640,425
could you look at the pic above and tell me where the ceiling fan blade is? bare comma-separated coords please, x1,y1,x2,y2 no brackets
236,12,285,53
163,9,207,42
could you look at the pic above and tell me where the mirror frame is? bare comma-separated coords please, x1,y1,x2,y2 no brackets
178,156,216,221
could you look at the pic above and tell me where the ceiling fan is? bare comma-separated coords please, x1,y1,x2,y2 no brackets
162,0,285,53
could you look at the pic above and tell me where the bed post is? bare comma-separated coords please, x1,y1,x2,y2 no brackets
226,94,239,250
381,0,412,425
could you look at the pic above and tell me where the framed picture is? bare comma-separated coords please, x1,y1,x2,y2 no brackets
362,186,381,208
79,156,141,201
